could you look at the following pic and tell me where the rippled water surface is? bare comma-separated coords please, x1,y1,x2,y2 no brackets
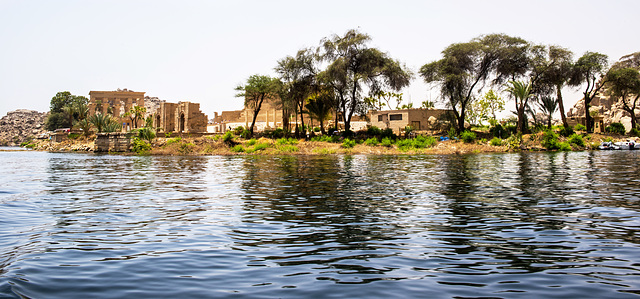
1,151,639,298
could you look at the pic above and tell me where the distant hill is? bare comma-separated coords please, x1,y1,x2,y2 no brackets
0,110,48,146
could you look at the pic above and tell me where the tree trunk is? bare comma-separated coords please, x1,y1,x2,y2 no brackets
556,84,568,128
298,101,306,138
249,95,265,136
585,93,593,133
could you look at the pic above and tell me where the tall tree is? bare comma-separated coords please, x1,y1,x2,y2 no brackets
420,34,527,133
321,29,412,132
606,67,640,129
235,75,280,136
570,52,609,132
305,88,333,135
275,48,317,138
123,105,146,129
538,46,574,129
45,91,89,131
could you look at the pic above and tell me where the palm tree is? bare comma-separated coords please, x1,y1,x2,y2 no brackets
74,118,93,137
305,93,332,135
505,80,533,133
537,96,558,130
88,113,117,133
62,104,75,129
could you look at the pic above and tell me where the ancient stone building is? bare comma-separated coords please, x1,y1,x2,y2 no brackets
154,102,208,133
369,108,453,133
88,89,209,133
88,89,146,129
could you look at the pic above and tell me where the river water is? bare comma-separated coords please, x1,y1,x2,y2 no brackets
0,150,639,298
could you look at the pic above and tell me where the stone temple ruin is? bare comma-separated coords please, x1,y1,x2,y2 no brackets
88,89,208,133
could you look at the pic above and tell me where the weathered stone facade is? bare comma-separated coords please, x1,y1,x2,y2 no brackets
89,89,146,129
88,89,209,133
95,133,133,152
369,108,453,133
567,89,639,133
154,102,208,133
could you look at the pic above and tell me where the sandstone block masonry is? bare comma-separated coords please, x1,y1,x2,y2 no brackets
94,133,132,152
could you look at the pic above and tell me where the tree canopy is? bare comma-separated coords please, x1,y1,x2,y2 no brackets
235,75,281,135
46,91,89,131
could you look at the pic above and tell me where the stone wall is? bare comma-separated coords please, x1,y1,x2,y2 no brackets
95,133,133,152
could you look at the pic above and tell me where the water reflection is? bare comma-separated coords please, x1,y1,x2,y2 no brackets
0,152,639,298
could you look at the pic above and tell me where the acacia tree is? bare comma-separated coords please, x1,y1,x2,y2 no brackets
538,46,574,128
420,34,528,133
570,52,609,132
235,74,280,136
321,29,412,132
607,67,640,129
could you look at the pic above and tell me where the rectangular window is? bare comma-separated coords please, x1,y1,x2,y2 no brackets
378,115,384,122
389,114,402,121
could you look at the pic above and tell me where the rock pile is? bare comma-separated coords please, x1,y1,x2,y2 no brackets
0,110,48,146
567,90,640,131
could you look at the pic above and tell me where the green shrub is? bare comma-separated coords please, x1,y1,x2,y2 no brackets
541,130,559,150
222,131,233,143
461,130,477,143
253,142,269,151
137,127,156,142
233,126,244,135
231,145,245,152
381,128,396,139
574,124,587,131
164,132,172,138
395,139,413,151
605,122,626,135
166,137,182,145
558,126,574,137
489,124,509,139
313,127,320,132
568,134,585,147
240,129,251,139
131,137,151,154
630,128,640,137
178,142,195,154
490,137,502,146
367,126,382,136
276,138,298,145
364,137,379,146
413,135,437,148
246,139,257,146
448,127,457,139
341,138,356,148
277,145,299,152
559,141,572,151
67,133,81,139
506,133,523,150
381,137,393,147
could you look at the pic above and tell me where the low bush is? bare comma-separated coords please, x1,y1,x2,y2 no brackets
605,122,626,135
558,126,574,137
246,139,257,146
541,130,559,150
233,126,244,135
364,137,379,146
222,131,234,143
367,126,382,136
568,134,585,147
276,138,298,145
574,124,587,131
131,137,151,154
231,145,245,152
166,137,182,145
276,145,299,152
559,141,572,151
381,137,393,147
461,130,476,143
67,133,81,140
341,138,356,148
630,128,640,137
137,127,156,142
490,137,502,146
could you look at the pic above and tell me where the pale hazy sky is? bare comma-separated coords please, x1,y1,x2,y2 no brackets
1,0,638,118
